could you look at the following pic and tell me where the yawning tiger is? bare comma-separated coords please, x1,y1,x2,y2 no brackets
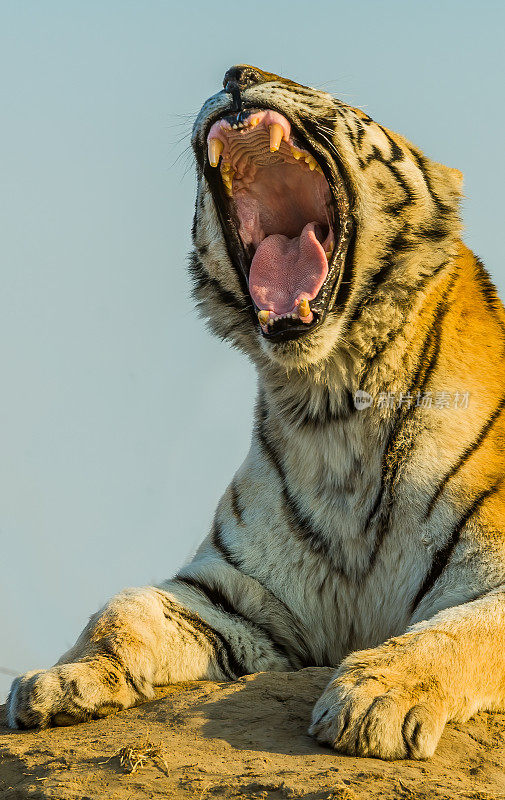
8,64,505,761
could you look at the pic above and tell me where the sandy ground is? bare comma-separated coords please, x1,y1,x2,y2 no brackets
1,667,505,800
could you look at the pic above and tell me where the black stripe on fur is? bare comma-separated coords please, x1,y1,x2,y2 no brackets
174,575,296,667
412,478,503,613
363,271,458,568
474,256,505,352
230,480,245,525
155,590,246,680
209,513,313,663
409,150,454,215
211,520,243,571
188,251,248,314
256,395,339,568
425,392,505,519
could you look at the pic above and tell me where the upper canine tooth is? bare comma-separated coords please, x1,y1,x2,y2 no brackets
269,123,283,152
298,299,310,318
208,138,224,167
258,310,270,326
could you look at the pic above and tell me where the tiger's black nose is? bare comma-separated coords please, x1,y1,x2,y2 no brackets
223,65,263,112
223,65,263,92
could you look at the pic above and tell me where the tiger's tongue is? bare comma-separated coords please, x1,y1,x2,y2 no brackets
249,222,328,315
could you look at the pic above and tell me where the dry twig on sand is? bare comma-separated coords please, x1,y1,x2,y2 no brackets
104,738,169,776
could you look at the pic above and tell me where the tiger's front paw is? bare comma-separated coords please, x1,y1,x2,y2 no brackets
7,660,142,730
309,649,449,760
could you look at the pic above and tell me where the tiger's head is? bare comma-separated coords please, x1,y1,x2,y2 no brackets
190,65,462,370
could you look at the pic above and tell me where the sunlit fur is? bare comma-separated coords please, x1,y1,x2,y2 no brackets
8,66,505,761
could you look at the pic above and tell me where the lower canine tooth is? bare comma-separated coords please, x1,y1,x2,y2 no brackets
258,311,270,326
208,138,224,167
220,163,235,196
269,123,283,152
298,299,310,318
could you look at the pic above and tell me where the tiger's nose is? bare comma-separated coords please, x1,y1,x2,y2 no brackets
223,65,263,93
223,65,264,111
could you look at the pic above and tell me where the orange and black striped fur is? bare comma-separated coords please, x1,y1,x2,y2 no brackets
8,66,505,760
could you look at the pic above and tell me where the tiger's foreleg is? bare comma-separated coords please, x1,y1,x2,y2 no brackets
310,586,505,760
7,580,289,729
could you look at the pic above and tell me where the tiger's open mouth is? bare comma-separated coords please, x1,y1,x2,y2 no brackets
205,107,352,341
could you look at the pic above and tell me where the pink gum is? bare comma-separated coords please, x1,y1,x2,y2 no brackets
207,110,292,147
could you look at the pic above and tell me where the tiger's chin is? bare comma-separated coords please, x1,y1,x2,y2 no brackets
203,106,353,353
258,312,348,370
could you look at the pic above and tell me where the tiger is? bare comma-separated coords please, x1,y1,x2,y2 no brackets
7,64,505,761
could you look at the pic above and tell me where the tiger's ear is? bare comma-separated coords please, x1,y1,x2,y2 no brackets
447,166,464,194
431,160,464,198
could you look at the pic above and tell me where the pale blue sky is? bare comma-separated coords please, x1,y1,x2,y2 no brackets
1,1,504,698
